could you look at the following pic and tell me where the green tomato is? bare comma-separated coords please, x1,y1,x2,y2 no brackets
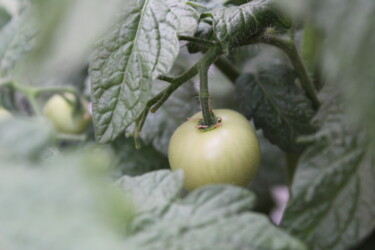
168,109,260,190
43,94,91,134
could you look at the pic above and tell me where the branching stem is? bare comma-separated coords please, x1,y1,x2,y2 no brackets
133,46,222,145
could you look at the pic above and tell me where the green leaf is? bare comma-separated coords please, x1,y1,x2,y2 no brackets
110,137,169,177
129,213,307,250
282,87,375,250
118,170,184,225
0,151,135,250
211,0,291,48
236,63,316,154
89,0,199,143
119,170,307,250
0,117,54,161
141,80,199,155
0,11,36,76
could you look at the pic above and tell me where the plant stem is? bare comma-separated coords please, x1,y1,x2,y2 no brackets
186,1,207,9
257,36,321,110
241,33,321,110
0,79,78,115
178,35,216,47
135,46,222,139
33,86,76,96
26,93,42,116
199,63,215,126
214,56,241,83
55,133,87,142
154,46,221,110
286,42,320,110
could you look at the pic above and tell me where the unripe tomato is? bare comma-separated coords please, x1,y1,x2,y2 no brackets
43,94,91,134
168,109,260,190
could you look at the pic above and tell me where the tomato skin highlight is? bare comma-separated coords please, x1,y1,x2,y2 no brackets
43,94,91,134
168,109,260,190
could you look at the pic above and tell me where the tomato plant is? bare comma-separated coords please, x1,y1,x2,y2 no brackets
169,109,260,190
43,94,91,134
0,0,374,250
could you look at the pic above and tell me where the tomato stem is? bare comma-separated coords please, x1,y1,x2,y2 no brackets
133,45,222,147
199,63,215,127
270,38,320,110
240,32,321,110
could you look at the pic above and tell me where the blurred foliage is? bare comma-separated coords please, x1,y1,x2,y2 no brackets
0,118,135,250
0,117,53,161
0,8,36,77
27,0,122,80
287,0,375,141
0,6,11,29
282,86,375,250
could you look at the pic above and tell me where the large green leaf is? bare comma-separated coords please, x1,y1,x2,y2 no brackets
119,170,307,250
118,170,184,231
282,87,375,250
236,63,316,154
211,0,291,48
89,0,199,143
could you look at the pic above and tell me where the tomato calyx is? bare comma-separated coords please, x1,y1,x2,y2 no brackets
195,116,222,131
